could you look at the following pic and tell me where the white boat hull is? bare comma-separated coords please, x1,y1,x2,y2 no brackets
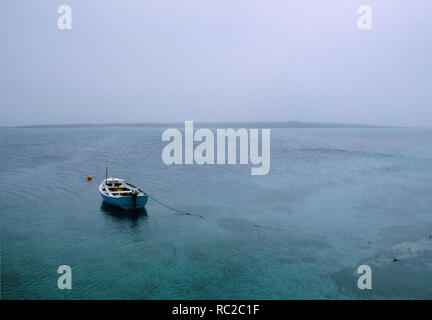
99,178,148,210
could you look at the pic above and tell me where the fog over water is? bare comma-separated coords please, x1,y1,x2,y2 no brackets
1,1,431,127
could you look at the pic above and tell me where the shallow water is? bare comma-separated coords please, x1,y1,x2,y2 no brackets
1,127,431,299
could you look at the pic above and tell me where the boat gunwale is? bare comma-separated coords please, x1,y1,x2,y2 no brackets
99,178,147,198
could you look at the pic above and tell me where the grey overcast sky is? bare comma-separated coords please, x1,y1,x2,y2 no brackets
0,0,431,127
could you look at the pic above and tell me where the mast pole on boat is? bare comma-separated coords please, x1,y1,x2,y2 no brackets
106,167,108,183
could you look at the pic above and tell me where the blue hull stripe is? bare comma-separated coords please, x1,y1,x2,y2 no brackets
101,194,148,209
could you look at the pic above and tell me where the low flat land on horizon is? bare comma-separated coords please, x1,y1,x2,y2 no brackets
14,121,387,129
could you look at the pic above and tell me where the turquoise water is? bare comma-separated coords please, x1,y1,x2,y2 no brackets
1,127,431,299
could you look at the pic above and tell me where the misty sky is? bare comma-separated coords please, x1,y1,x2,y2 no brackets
1,0,431,126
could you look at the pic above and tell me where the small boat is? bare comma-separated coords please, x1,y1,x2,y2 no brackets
99,177,148,209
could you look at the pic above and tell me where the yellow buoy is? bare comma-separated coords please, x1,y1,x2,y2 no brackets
87,175,93,181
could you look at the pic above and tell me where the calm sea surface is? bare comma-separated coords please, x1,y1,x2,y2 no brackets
1,127,431,299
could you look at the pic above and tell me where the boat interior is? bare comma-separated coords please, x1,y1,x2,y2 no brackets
101,179,146,197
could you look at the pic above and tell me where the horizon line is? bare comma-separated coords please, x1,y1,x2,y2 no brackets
0,120,415,129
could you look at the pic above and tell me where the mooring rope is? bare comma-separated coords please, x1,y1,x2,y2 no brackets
148,194,203,218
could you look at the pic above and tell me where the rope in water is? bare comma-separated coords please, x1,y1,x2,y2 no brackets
95,173,201,217
148,194,202,218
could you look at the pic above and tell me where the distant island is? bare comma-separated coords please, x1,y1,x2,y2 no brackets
15,121,386,129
